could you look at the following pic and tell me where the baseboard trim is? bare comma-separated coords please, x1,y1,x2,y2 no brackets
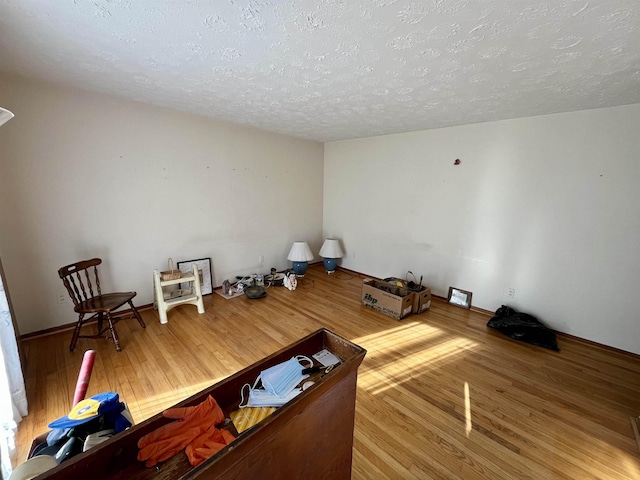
469,305,494,316
21,268,640,359
20,303,154,341
339,266,495,318
554,330,640,360
335,266,639,358
429,293,494,316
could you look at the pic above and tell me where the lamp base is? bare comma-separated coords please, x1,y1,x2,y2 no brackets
322,258,339,274
291,261,308,277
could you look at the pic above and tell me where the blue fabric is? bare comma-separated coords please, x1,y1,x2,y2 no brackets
48,392,122,429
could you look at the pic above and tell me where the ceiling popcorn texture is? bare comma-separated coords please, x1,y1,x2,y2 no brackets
0,0,638,142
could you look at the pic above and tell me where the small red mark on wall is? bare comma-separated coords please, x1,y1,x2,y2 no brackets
454,159,461,165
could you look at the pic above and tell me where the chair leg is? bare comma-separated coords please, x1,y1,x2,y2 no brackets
106,312,122,352
129,301,146,328
70,314,84,352
97,312,104,335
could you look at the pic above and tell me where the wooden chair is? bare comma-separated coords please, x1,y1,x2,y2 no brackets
58,258,146,352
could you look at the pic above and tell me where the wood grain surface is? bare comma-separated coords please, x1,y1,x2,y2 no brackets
12,265,640,479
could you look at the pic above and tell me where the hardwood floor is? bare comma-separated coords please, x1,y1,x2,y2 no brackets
12,265,640,478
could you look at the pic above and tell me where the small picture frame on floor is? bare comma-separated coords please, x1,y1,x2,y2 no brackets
448,287,472,309
177,258,213,295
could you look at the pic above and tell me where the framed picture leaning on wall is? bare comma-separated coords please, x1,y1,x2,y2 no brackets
177,258,213,295
447,287,472,309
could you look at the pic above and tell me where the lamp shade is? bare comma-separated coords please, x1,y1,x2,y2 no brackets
319,239,344,259
287,241,314,262
0,107,14,127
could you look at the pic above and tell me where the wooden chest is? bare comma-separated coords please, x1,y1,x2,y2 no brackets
35,328,366,479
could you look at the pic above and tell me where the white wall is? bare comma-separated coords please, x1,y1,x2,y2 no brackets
325,104,640,355
3,72,639,355
0,74,324,334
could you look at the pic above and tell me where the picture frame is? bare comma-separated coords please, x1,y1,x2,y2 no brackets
177,258,213,295
448,287,472,309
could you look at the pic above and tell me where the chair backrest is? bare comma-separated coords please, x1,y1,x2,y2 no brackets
58,258,103,307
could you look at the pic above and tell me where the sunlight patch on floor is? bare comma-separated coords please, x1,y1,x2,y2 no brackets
619,451,640,478
353,320,440,349
464,381,472,437
354,322,479,395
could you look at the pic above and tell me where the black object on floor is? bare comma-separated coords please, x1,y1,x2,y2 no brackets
487,305,559,351
244,285,266,299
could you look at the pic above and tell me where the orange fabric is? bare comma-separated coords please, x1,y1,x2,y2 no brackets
137,395,224,467
185,426,236,467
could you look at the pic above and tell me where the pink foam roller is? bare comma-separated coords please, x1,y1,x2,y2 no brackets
73,350,96,406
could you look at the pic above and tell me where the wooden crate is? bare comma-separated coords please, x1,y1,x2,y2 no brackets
35,328,366,479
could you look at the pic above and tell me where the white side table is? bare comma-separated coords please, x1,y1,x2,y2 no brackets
153,264,205,324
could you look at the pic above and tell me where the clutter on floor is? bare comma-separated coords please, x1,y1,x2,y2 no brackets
487,305,560,351
282,271,297,290
218,268,298,299
214,287,245,300
447,286,473,309
266,271,286,286
362,272,432,320
383,273,432,314
244,284,267,299
362,278,413,319
154,262,205,324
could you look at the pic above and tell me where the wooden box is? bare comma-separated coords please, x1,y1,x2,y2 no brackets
35,328,366,479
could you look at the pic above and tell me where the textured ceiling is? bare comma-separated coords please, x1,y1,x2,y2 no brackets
0,0,639,142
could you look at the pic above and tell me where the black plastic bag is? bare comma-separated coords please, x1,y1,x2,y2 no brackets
487,305,559,351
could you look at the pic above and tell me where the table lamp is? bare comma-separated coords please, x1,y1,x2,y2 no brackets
287,241,314,277
319,238,344,274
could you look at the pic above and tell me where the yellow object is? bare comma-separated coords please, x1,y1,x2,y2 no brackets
230,407,276,433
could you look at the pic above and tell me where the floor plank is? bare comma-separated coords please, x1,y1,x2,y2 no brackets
12,265,640,478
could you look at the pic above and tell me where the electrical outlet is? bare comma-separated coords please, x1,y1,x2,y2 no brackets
506,288,516,299
258,255,264,264
57,294,67,304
